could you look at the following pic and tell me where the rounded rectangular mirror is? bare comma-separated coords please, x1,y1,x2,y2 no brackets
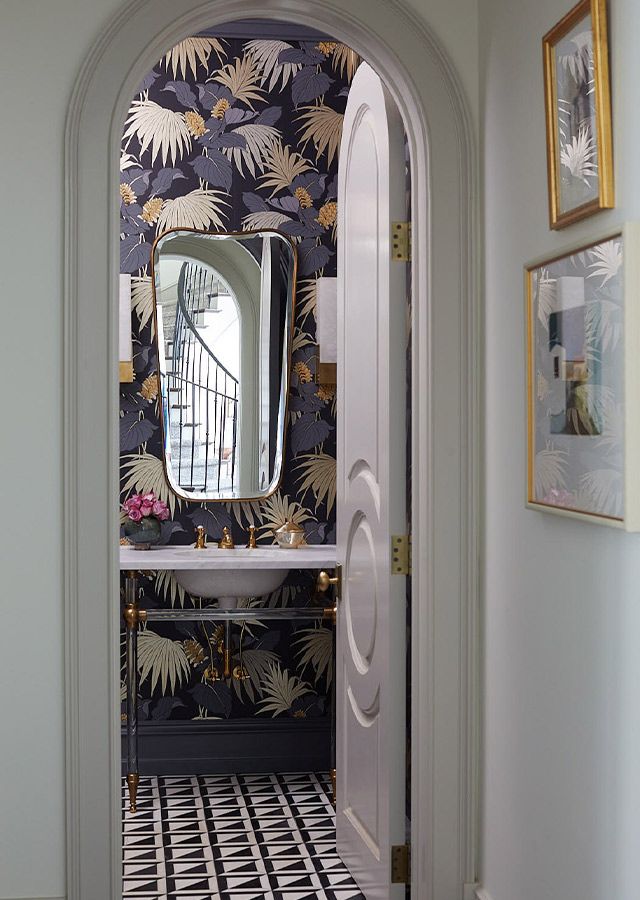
151,228,296,501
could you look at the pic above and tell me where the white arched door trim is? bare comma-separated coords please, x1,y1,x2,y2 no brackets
64,2,480,898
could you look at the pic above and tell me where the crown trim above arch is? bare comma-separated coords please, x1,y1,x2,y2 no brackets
64,2,480,897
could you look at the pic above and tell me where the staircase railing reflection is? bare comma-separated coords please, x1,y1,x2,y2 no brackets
166,262,239,493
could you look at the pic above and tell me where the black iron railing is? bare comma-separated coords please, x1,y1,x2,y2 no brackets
165,262,239,493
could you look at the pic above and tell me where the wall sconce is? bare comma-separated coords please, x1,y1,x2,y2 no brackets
315,276,337,385
119,273,134,382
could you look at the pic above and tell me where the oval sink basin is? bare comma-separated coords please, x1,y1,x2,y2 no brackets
174,566,289,603
119,544,338,607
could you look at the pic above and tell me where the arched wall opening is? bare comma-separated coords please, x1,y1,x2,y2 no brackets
64,2,480,898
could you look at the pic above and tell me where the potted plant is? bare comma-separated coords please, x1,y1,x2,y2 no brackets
122,492,169,549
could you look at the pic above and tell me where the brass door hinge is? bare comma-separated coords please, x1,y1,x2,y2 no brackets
391,221,411,261
391,534,411,575
391,843,411,884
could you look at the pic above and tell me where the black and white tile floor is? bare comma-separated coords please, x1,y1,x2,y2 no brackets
122,772,365,899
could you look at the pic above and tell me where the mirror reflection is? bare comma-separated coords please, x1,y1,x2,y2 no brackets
152,229,296,501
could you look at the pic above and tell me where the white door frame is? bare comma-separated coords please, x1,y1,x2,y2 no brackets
63,2,480,898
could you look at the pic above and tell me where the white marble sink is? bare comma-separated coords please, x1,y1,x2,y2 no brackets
120,544,337,605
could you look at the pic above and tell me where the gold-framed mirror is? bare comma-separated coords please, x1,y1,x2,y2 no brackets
150,228,296,501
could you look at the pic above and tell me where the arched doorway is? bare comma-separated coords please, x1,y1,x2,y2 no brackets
64,2,480,897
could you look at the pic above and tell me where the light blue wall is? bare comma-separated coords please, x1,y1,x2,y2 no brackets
480,1,640,898
0,4,123,897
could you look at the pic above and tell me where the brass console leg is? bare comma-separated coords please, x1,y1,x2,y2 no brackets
331,768,337,807
123,571,146,815
127,773,140,814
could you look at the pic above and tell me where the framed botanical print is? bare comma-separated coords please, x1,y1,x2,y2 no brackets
526,226,640,530
543,0,614,229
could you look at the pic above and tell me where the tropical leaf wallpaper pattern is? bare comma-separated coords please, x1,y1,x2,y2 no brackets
119,33,358,723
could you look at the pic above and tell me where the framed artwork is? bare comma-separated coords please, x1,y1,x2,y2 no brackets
543,0,614,229
526,227,640,530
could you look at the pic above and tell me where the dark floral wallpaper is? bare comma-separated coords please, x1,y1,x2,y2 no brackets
119,33,359,723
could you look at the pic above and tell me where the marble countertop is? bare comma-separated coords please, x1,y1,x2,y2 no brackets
119,544,337,571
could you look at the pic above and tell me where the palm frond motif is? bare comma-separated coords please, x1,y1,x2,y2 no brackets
331,44,361,82
214,55,265,108
294,453,336,515
226,499,264,528
258,662,311,716
296,278,317,324
559,124,597,185
291,329,315,354
567,383,615,435
121,452,179,517
233,597,269,633
556,99,592,145
241,210,292,231
259,493,314,538
258,141,314,195
231,647,279,703
296,105,344,167
536,371,550,402
224,123,281,177
138,629,191,694
578,467,622,517
122,100,192,166
245,39,302,91
585,298,622,358
156,189,229,233
557,99,572,144
155,569,187,608
535,268,556,331
131,275,155,334
120,150,141,171
164,37,226,80
294,626,333,686
587,240,622,287
557,30,592,85
264,584,302,609
535,444,567,498
596,402,623,455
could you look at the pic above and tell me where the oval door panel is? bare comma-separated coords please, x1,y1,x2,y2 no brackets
344,512,378,674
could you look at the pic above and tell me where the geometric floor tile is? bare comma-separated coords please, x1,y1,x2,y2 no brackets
123,772,365,899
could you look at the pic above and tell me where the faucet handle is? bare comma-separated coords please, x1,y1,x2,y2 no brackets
218,526,235,549
246,525,257,549
194,525,207,549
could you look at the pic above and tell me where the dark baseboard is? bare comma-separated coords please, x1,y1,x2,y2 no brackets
121,717,331,775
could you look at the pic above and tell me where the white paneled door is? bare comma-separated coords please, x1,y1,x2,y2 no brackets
336,62,408,899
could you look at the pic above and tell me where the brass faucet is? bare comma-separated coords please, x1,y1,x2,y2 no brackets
246,525,257,548
218,526,234,549
194,525,207,549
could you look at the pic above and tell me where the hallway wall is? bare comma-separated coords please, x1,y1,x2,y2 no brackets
480,1,640,898
0,2,478,899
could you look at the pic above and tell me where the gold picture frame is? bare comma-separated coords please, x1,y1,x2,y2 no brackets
525,225,640,531
543,0,614,230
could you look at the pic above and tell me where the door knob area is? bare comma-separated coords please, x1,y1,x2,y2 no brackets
316,570,339,593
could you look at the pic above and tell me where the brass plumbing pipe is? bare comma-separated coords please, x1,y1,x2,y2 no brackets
223,620,232,678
